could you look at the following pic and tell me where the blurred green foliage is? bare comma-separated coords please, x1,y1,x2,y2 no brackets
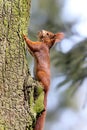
52,39,87,90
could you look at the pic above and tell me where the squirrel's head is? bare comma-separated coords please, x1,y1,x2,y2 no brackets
38,30,64,48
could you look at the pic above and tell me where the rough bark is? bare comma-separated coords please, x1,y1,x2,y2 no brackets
0,0,44,130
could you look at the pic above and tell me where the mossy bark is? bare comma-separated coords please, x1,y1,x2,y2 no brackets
0,0,44,130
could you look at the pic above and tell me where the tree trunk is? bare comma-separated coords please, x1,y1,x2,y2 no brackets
0,0,44,130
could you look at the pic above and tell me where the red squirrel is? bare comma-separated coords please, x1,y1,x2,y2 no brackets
23,30,64,130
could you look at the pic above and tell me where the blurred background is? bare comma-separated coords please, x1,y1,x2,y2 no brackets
28,0,87,130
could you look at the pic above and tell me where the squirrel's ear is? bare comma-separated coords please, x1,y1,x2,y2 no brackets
55,32,64,43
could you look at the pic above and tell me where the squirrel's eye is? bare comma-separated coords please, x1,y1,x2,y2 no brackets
47,33,49,36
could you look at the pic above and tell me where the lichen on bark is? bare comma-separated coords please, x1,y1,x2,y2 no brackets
0,0,44,130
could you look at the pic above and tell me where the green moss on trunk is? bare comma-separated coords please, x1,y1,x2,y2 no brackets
0,0,44,130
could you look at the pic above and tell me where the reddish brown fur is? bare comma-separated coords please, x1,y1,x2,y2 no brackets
23,30,64,130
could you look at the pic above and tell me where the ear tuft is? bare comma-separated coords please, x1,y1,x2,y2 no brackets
55,32,64,43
